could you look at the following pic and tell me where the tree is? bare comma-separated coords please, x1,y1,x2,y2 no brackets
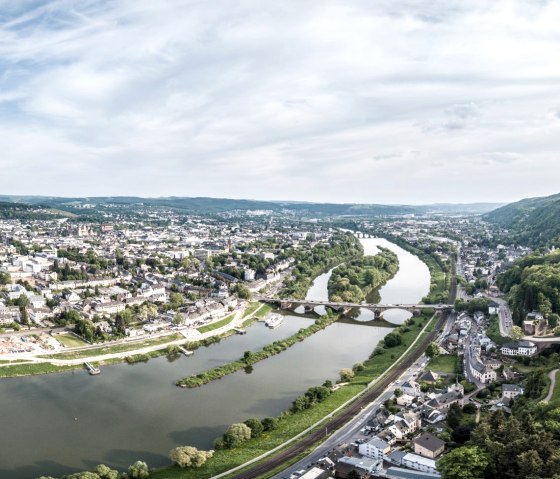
339,368,355,381
169,292,184,309
394,388,403,398
17,294,29,309
0,272,10,285
510,326,524,341
447,403,463,429
244,418,264,438
95,464,119,479
384,331,402,348
221,423,252,448
437,446,492,479
232,283,252,300
169,446,213,468
173,312,185,325
127,461,149,478
20,307,29,326
66,473,101,479
261,417,278,431
426,342,440,359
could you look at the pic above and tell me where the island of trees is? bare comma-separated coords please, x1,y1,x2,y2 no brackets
327,247,399,303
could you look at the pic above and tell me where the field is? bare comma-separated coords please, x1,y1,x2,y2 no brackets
39,333,182,360
427,354,458,374
55,334,89,348
197,313,236,333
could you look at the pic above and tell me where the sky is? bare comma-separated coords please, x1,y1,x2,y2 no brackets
1,0,560,205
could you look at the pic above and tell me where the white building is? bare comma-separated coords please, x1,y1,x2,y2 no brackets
359,436,391,461
402,453,438,474
501,341,537,357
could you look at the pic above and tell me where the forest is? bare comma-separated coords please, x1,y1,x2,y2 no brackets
327,247,399,303
497,250,560,323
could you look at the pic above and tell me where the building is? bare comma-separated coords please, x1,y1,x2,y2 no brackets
359,436,390,460
413,432,445,459
502,384,524,399
386,467,441,479
402,453,438,474
501,341,537,357
336,456,382,478
469,357,497,384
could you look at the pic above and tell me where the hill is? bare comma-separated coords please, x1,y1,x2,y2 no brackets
484,192,560,246
0,195,500,218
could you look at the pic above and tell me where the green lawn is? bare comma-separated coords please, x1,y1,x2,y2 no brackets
428,354,458,374
39,333,182,360
0,362,79,378
197,313,236,333
55,334,89,348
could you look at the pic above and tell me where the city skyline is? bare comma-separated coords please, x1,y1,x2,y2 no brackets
1,1,560,203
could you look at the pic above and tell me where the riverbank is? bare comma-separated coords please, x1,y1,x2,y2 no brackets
150,311,437,479
373,232,450,303
0,302,272,379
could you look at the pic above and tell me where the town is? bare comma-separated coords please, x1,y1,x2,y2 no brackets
1,201,559,479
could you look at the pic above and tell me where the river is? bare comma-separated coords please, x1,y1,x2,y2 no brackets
0,237,430,478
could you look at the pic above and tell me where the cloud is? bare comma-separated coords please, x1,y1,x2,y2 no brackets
0,0,559,204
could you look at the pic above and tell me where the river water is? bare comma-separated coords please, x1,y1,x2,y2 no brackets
0,237,430,478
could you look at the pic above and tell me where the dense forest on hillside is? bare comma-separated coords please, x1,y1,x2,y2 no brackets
327,248,398,302
0,201,65,220
497,250,560,323
484,192,560,247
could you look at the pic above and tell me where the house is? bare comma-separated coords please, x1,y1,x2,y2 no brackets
359,436,391,460
413,432,445,459
94,301,126,315
501,341,537,357
397,394,415,407
29,295,47,309
402,453,438,474
336,456,382,478
418,371,439,384
502,384,524,399
488,301,500,315
401,380,422,397
469,357,497,384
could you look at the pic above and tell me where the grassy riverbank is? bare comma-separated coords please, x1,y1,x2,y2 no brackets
39,333,183,360
177,312,340,388
151,312,436,479
0,362,79,378
197,313,236,333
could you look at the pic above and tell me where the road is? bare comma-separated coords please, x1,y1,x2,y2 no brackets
224,313,447,479
484,295,512,337
544,369,559,403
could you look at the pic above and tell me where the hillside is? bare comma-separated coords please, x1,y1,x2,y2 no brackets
484,192,560,246
0,195,499,218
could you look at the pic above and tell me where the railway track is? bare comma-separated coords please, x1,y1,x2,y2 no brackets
229,313,447,479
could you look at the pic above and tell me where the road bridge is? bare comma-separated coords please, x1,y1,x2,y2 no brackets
256,296,453,319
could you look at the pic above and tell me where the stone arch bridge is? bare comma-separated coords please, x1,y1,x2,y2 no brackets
256,296,453,319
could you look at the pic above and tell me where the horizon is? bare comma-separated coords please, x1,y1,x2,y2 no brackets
0,191,513,207
2,1,560,203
